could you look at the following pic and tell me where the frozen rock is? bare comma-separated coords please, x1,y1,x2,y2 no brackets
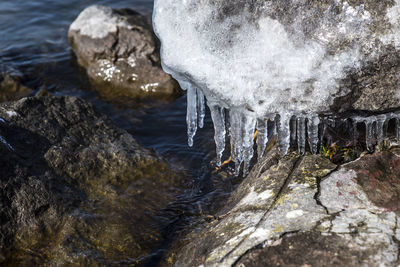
154,0,400,170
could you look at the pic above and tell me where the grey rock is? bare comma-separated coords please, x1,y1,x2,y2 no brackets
170,147,337,266
68,5,180,101
169,146,400,266
235,228,397,267
321,151,400,213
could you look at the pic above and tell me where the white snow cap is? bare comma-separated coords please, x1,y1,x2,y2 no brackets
70,5,131,39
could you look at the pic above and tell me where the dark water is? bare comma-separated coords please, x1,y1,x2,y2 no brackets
0,0,217,173
0,0,233,265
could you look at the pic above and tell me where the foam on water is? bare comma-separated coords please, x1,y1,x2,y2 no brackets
153,0,400,174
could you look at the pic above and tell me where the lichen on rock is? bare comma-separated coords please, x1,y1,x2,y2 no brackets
167,146,400,266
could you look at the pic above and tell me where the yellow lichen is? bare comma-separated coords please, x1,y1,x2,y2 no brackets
272,224,285,233
167,253,175,264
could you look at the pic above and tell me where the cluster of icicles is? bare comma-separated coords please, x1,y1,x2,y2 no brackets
186,87,400,176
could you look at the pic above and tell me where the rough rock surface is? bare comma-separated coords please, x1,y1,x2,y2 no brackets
0,96,179,265
68,5,180,101
333,47,400,112
0,72,33,102
169,146,400,266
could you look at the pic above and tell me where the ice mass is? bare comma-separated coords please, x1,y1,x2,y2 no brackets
153,0,400,175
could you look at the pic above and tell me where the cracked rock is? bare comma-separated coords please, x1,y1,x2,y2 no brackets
168,148,400,266
169,149,336,266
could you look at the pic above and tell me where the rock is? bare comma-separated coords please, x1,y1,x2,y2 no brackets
0,72,33,102
320,151,400,213
168,146,400,266
0,96,180,265
333,47,400,112
235,231,393,267
68,5,181,102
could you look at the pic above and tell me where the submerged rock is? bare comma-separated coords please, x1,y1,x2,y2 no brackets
68,5,180,102
0,96,180,265
168,146,400,266
0,72,33,102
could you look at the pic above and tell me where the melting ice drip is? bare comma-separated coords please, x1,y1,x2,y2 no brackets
153,0,400,175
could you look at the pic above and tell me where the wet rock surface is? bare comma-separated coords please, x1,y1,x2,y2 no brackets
169,145,400,266
68,5,180,102
0,96,181,265
0,72,33,102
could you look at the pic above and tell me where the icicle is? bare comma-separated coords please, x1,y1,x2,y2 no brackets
382,114,390,139
352,119,359,147
319,122,327,152
269,116,277,136
256,117,269,161
376,114,386,145
307,116,320,154
229,109,244,176
208,103,226,166
197,88,205,128
297,117,306,155
290,117,297,148
277,112,291,155
186,86,197,147
242,115,257,176
365,119,375,151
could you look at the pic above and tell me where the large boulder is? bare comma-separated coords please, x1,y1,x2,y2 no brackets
167,145,400,266
68,5,180,102
0,96,180,265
